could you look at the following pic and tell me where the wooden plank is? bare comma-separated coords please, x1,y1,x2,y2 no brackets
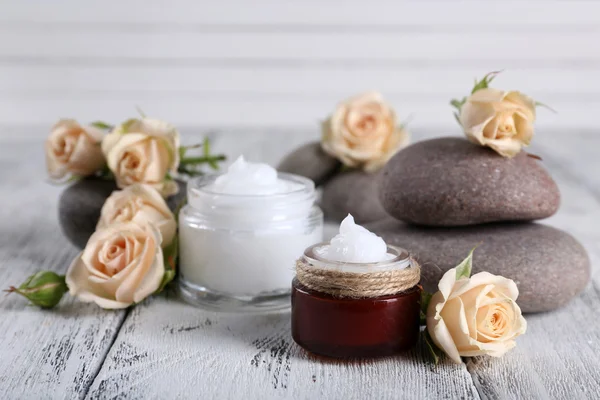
1,31,596,61
1,1,599,26
0,136,127,399
2,66,598,95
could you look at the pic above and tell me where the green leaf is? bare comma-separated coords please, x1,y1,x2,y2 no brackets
420,290,432,325
535,101,557,114
97,164,113,180
178,142,203,161
135,105,147,118
470,70,502,94
423,331,441,365
421,291,432,314
120,118,138,134
173,197,188,222
203,137,211,157
157,235,178,293
177,138,225,175
450,98,466,111
157,270,175,294
453,112,462,126
398,113,414,131
65,174,83,184
177,166,204,177
90,121,113,130
179,155,226,167
455,246,479,280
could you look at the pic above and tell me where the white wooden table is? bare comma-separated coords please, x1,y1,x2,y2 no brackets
1,127,599,399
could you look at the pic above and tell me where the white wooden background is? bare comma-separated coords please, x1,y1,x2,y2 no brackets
1,0,599,132
2,2,600,399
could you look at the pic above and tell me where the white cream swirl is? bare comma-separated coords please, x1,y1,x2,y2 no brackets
316,214,393,263
209,156,299,195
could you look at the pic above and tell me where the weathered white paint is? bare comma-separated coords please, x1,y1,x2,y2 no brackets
0,136,127,399
2,128,597,399
0,0,598,129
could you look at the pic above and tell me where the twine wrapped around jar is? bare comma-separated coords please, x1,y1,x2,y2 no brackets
295,258,421,298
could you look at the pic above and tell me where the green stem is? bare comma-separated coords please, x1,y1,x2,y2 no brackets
180,155,226,165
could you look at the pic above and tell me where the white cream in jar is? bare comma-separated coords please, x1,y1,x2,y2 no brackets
178,156,323,311
315,214,395,263
311,214,408,273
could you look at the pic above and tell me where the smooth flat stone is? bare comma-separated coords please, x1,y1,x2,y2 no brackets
59,178,186,249
367,218,590,313
321,170,389,224
278,141,341,186
379,137,560,226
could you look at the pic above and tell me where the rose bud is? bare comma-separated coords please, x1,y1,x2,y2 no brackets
5,271,68,309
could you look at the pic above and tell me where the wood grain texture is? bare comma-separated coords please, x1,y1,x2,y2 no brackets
2,0,599,25
86,293,479,400
1,128,600,399
0,136,127,399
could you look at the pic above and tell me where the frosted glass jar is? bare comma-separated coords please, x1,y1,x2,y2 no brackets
178,172,323,311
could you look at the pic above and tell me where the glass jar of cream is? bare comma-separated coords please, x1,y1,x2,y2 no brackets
178,156,323,311
291,215,421,358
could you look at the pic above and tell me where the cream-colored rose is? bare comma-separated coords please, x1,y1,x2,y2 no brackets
66,222,165,309
460,88,536,158
97,184,176,247
45,119,105,180
427,268,527,364
322,91,409,172
102,118,180,197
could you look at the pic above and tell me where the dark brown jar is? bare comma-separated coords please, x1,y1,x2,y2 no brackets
291,245,421,359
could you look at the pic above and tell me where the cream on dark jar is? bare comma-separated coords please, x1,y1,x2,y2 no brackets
291,215,421,358
178,156,323,311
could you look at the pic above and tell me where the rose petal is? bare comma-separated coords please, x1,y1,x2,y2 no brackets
452,272,519,301
114,239,154,302
65,252,131,309
426,306,463,364
513,112,534,145
439,297,473,350
133,253,165,303
504,91,536,121
468,88,508,103
460,102,497,144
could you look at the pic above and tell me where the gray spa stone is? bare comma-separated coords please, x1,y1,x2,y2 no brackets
379,137,561,226
277,141,341,186
59,178,186,249
367,218,590,313
321,170,389,224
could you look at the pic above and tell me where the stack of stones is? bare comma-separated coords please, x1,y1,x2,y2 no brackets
279,137,590,312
